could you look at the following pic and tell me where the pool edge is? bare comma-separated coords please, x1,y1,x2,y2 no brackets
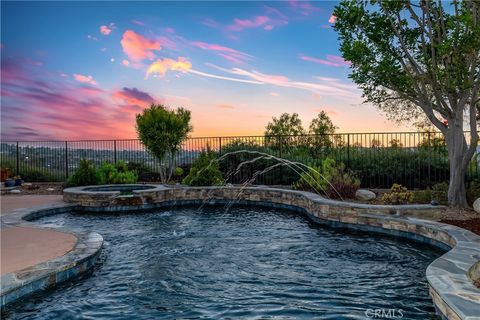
2,186,479,319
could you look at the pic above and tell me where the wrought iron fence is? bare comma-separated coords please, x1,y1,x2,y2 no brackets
1,131,478,189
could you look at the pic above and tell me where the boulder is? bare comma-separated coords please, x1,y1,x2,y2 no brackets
355,189,376,201
473,198,480,214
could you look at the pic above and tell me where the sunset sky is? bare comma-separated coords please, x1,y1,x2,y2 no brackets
1,1,406,141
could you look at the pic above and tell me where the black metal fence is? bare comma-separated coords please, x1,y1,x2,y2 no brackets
1,131,478,189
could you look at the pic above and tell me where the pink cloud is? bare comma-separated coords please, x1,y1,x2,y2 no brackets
217,54,243,64
229,68,290,86
227,16,270,31
199,63,358,98
288,0,321,16
121,59,130,66
131,19,145,26
145,57,192,78
112,87,156,108
100,23,116,35
264,25,274,31
202,18,219,28
264,5,289,22
73,74,98,85
120,30,162,62
216,104,235,109
329,15,337,24
190,41,252,64
299,54,350,67
1,57,162,140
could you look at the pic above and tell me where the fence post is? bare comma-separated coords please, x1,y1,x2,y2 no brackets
65,141,69,179
279,136,283,158
428,133,432,186
16,142,19,175
218,137,222,156
347,134,351,168
114,140,117,164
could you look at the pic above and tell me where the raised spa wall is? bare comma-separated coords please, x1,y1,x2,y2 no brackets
63,184,480,320
1,185,479,319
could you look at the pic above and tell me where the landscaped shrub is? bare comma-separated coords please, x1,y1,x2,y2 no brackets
381,184,414,204
97,161,137,184
67,160,137,186
182,150,223,186
67,159,97,187
217,137,455,189
126,161,161,182
293,158,360,199
20,169,59,182
292,165,329,194
171,166,185,183
467,180,480,205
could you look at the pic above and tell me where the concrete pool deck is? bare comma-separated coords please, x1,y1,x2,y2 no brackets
0,195,76,276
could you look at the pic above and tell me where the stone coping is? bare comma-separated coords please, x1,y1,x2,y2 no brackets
0,203,103,310
64,184,163,196
2,186,479,319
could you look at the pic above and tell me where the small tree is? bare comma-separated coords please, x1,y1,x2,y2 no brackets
264,111,337,150
309,111,337,149
334,0,480,207
136,104,192,183
265,113,305,150
182,149,223,186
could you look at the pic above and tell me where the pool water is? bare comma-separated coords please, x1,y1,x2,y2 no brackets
4,206,443,319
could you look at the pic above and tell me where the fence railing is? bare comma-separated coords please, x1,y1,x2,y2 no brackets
1,131,478,189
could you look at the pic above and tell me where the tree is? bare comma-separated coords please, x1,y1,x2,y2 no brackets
264,113,306,149
309,111,337,149
334,0,480,207
265,112,305,136
136,104,192,183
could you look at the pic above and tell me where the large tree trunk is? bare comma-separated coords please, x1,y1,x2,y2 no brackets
445,122,470,207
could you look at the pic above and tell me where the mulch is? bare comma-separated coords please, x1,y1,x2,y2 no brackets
440,218,480,236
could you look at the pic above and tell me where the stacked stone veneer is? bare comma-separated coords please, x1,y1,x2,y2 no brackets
63,185,480,320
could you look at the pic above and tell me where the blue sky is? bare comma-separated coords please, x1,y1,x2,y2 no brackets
1,1,402,140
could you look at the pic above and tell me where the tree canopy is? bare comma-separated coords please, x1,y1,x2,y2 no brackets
264,111,337,150
264,113,305,137
136,104,192,182
333,0,480,206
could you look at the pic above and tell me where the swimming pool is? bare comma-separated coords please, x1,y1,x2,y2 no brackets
3,205,444,319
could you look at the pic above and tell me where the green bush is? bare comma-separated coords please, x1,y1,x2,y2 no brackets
67,160,137,187
174,167,184,177
412,181,449,204
467,180,480,205
67,159,97,187
97,161,138,184
21,169,58,182
292,158,360,199
182,150,223,186
381,184,414,204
